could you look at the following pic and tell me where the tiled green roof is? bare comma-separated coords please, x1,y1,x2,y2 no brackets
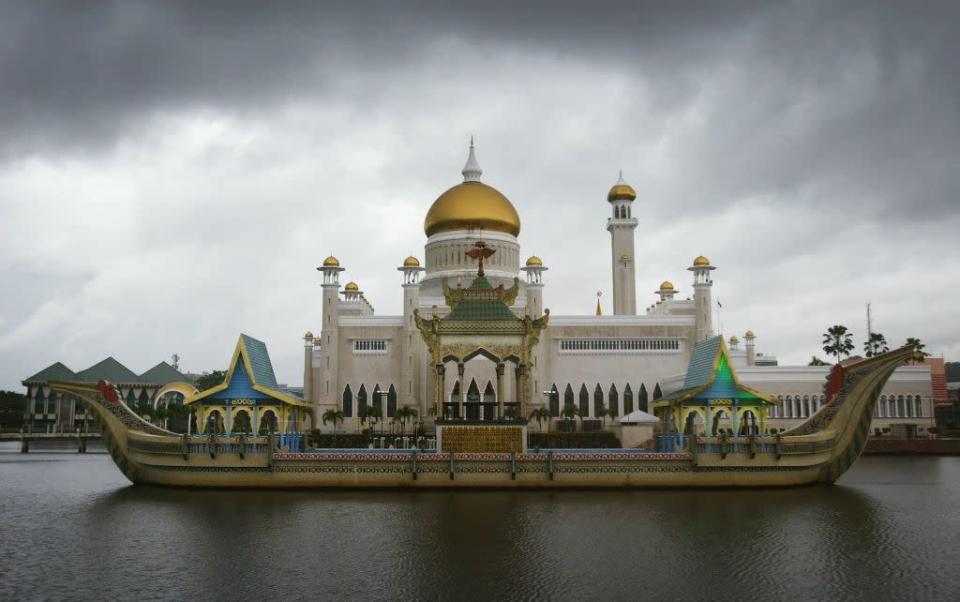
239,334,278,387
682,336,723,390
75,357,140,384
139,362,190,385
664,336,769,404
23,362,76,383
444,275,518,321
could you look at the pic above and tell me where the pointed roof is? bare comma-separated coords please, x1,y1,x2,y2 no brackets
462,137,482,182
75,357,140,384
659,336,778,406
444,275,519,321
23,362,76,383
185,334,307,407
139,361,191,385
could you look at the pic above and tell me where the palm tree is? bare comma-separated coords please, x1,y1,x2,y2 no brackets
906,337,929,358
561,404,577,431
529,407,551,432
503,406,519,421
595,406,611,429
572,406,585,431
322,409,344,432
395,406,417,436
822,325,855,364
360,406,380,434
863,332,889,357
808,356,828,366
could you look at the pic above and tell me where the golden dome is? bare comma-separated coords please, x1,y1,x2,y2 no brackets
526,255,543,267
745,330,756,338
659,280,674,290
607,182,637,202
304,330,314,339
730,335,740,344
403,256,421,267
693,255,711,267
322,255,340,267
424,182,521,237
344,281,359,292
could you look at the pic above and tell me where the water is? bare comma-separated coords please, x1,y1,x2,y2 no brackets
2,443,959,601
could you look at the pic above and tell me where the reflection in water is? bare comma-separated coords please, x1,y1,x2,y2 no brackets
2,453,959,600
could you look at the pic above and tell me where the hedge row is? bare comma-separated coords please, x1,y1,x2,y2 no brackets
528,431,621,449
305,432,368,448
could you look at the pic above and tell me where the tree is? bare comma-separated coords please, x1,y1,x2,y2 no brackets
572,405,585,430
503,406,519,420
195,370,226,392
863,332,889,357
360,405,380,433
530,407,551,432
595,406,611,428
322,409,344,432
906,337,929,359
822,325,855,364
395,406,417,436
808,356,828,366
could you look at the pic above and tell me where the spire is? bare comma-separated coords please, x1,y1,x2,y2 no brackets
595,290,603,316
462,136,482,182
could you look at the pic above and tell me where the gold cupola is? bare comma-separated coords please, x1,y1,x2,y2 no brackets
344,281,359,292
659,280,674,290
607,170,637,202
693,255,711,267
403,256,421,267
424,140,521,237
322,255,340,267
526,255,543,267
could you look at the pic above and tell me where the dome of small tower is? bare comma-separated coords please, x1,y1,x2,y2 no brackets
304,330,314,339
693,255,711,267
659,280,674,290
344,281,359,292
403,256,421,267
526,255,543,267
730,335,740,345
322,255,340,267
745,330,756,338
607,171,637,202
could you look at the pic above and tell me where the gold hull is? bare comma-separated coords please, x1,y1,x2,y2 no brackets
50,346,913,489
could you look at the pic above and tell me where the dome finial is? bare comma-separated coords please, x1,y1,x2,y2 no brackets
462,137,482,182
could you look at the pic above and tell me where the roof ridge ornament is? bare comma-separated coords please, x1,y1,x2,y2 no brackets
462,136,483,182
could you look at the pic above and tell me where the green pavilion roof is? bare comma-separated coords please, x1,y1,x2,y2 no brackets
138,361,191,385
444,275,519,322
74,357,140,384
661,336,778,406
23,362,76,383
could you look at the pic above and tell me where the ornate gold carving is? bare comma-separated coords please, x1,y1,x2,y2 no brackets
443,278,465,308
441,425,524,453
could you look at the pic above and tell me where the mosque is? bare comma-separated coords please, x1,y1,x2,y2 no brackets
306,141,753,430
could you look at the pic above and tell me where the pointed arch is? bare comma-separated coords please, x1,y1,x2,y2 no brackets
608,384,619,417
342,385,353,417
594,384,604,417
387,385,397,418
138,389,151,406
549,384,560,417
653,383,662,401
451,380,461,402
126,388,136,407
357,384,368,417
483,381,496,402
564,384,575,410
623,384,634,414
372,384,383,414
639,383,649,412
579,384,589,416
467,379,481,403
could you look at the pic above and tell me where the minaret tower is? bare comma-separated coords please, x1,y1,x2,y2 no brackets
688,255,716,342
303,330,314,402
316,255,344,411
606,172,639,315
398,256,425,412
521,255,547,318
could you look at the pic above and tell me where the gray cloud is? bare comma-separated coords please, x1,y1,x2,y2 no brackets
1,1,959,390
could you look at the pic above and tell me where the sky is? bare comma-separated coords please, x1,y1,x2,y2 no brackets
1,0,958,391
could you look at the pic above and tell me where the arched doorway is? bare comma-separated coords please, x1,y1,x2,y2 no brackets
593,384,604,418
564,384,574,412
740,410,758,435
357,385,368,418
549,384,560,417
623,384,634,415
608,384,619,417
578,384,589,417
342,385,353,417
387,385,397,418
232,408,252,434
638,383,649,412
258,409,278,435
206,409,225,434
711,410,729,435
466,379,481,420
482,381,496,420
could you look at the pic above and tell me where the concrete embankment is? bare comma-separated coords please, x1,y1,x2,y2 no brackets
864,437,960,455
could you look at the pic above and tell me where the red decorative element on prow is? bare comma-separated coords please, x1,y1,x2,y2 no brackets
97,380,120,404
825,364,845,402
465,240,495,277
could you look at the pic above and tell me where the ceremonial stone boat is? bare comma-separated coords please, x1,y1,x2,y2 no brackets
47,344,916,489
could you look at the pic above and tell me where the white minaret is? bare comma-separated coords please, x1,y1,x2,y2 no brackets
520,255,547,318
303,331,314,402
656,280,676,303
606,172,639,315
688,255,716,342
398,256,425,414
745,330,756,366
316,255,344,413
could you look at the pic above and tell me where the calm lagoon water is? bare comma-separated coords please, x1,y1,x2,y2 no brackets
1,442,958,601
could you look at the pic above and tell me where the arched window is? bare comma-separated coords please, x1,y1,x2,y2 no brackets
139,389,151,407
357,384,368,417
451,381,460,402
126,388,136,408
387,385,397,418
638,383,649,412
897,395,905,417
623,384,634,415
579,384,589,416
803,395,810,418
484,381,496,402
594,384,604,418
653,383,662,401
342,385,353,417
549,384,560,417
906,395,914,418
467,380,480,403
564,384,575,410
915,395,923,418
608,384,619,417
34,387,45,414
